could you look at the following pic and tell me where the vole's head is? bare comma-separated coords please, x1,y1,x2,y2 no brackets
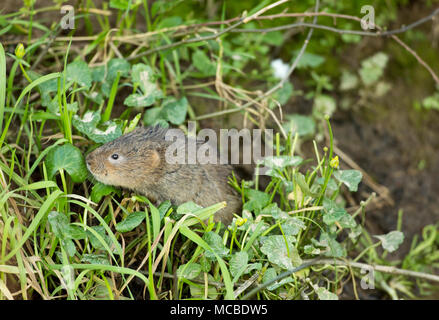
86,126,167,189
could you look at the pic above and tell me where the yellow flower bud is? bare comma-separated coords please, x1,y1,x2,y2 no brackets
330,155,339,169
236,217,247,227
15,43,25,59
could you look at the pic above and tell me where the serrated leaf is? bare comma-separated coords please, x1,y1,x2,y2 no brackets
46,144,88,183
374,231,404,253
333,170,363,192
115,211,146,233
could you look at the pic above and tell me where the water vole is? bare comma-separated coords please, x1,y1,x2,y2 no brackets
86,125,241,224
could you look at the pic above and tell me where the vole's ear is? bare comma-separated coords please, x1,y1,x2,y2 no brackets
149,150,161,168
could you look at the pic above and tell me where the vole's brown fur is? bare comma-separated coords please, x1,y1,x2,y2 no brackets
86,126,241,224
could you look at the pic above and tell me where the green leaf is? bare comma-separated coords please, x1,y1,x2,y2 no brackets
262,155,303,171
177,201,203,215
162,97,188,125
110,0,141,10
322,198,348,226
292,51,325,69
72,111,122,143
359,52,388,86
374,231,404,253
45,144,88,183
230,251,248,281
244,189,271,213
81,253,110,265
115,212,146,233
203,232,228,260
192,50,216,76
66,59,92,88
48,211,70,239
319,232,346,258
262,267,294,291
87,226,113,251
90,182,118,203
313,94,336,119
177,262,202,280
333,169,363,192
260,235,301,269
284,114,316,138
316,287,339,300
124,93,158,107
281,217,306,236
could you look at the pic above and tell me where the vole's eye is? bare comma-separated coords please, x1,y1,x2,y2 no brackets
111,154,119,160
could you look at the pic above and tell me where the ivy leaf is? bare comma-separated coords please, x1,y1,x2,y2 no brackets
260,235,301,269
374,231,404,253
203,232,228,260
229,251,248,281
115,212,146,233
46,144,88,183
177,263,202,280
333,170,363,192
66,59,92,88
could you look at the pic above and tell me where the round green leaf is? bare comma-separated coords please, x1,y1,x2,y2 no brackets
46,144,88,183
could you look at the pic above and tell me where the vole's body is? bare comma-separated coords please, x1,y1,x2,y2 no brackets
86,126,241,224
